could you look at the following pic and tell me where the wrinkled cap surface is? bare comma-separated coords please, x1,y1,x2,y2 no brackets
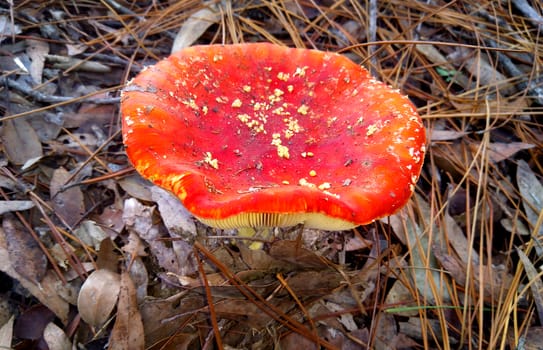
121,43,426,230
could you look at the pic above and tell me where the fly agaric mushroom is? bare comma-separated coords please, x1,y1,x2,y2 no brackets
121,43,425,231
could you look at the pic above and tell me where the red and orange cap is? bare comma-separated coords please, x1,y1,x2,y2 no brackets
121,43,426,230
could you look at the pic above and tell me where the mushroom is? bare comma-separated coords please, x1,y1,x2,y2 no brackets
121,43,426,231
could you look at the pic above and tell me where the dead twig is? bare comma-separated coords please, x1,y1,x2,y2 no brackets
5,78,120,105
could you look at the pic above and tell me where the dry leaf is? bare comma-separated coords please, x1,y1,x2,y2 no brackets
171,4,220,53
0,316,14,349
43,322,72,350
140,293,203,347
278,270,343,297
516,248,543,323
1,118,43,166
514,327,543,350
26,38,49,84
238,243,285,271
280,332,319,350
151,186,196,238
77,269,121,327
214,299,273,329
429,129,469,142
109,272,145,350
2,214,47,283
117,175,154,202
151,186,197,275
443,203,480,265
324,301,357,331
122,231,148,259
373,312,399,348
0,15,21,44
0,200,34,215
96,238,118,271
433,244,513,302
0,228,69,323
74,220,108,250
127,257,149,303
517,160,543,240
384,281,419,316
485,142,534,163
387,199,451,304
46,54,111,73
50,167,85,227
13,304,55,340
399,317,458,344
123,198,187,275
269,240,329,270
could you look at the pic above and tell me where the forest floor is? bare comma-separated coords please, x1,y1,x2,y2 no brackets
0,1,542,349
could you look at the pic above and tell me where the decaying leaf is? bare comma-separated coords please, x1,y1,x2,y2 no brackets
0,15,21,44
484,142,534,163
269,240,329,270
74,220,108,250
77,269,121,327
13,304,55,341
517,160,543,241
387,198,451,304
0,227,69,323
171,3,220,53
1,118,43,166
123,198,195,275
140,292,203,347
117,174,154,202
513,327,543,350
0,316,14,349
50,167,85,228
432,244,513,302
384,281,419,316
151,185,196,238
2,214,47,283
516,248,543,323
26,38,49,84
109,272,145,350
0,200,34,215
399,317,459,345
43,322,72,350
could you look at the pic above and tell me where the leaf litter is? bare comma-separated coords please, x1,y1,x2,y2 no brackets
0,0,542,349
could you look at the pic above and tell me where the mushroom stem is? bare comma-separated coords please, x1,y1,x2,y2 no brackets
237,227,272,250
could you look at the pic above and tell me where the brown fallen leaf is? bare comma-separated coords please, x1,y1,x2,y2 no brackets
26,38,49,84
517,160,543,241
0,227,69,323
0,316,14,349
432,244,513,303
123,198,191,275
140,292,204,347
77,269,121,327
50,167,85,228
117,175,153,202
269,240,329,270
468,142,535,163
0,200,34,215
13,304,55,340
43,322,72,350
429,128,469,142
2,213,47,283
1,118,43,166
109,272,145,350
510,327,543,350
171,4,220,53
279,331,319,350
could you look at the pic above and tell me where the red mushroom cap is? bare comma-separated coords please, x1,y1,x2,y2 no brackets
121,43,426,230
